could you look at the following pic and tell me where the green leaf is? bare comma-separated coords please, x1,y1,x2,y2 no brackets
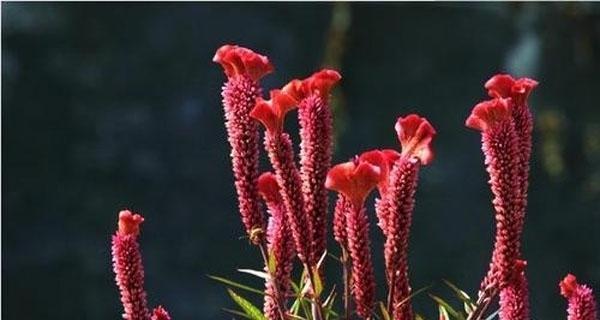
395,284,432,307
429,294,466,320
311,267,323,297
208,275,265,296
484,309,500,320
442,279,473,303
379,302,391,320
267,250,277,275
415,313,426,320
238,269,270,280
439,305,450,320
223,308,254,319
227,289,267,320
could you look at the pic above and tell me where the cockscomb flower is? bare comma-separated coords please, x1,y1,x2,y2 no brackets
373,115,435,320
151,306,171,320
466,97,521,291
485,74,538,250
326,159,381,319
251,91,312,264
258,172,295,320
214,44,273,244
112,210,150,320
560,274,598,320
499,260,530,320
282,69,341,265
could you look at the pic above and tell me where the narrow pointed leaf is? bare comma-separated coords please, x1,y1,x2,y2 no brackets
484,309,500,320
442,279,473,304
223,308,254,319
415,313,426,320
267,249,277,275
439,305,450,320
395,284,432,307
429,294,465,320
238,269,271,280
379,301,391,320
227,289,267,320
208,275,265,296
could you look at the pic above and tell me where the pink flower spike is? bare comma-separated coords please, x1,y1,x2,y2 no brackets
118,210,144,237
485,74,538,104
559,274,598,320
250,90,297,135
499,260,530,320
325,160,382,209
465,98,512,132
395,114,436,165
213,44,274,81
151,306,171,320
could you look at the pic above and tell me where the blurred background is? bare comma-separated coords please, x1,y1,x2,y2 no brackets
2,2,599,319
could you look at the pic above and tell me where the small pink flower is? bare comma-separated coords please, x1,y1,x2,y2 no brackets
214,44,274,243
326,159,381,319
112,210,150,320
560,274,598,320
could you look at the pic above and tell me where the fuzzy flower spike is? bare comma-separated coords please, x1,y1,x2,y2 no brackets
326,158,382,319
213,44,274,244
499,260,530,320
283,69,341,265
258,172,295,320
251,90,312,265
369,115,435,320
467,98,522,297
560,274,598,320
112,210,171,320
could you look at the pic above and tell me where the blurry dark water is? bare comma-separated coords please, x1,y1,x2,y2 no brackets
2,3,599,319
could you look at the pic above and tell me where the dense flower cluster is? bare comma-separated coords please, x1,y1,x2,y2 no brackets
108,44,597,320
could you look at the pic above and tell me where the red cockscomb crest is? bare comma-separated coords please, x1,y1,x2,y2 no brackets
359,149,400,195
258,172,281,204
395,114,436,165
213,45,274,81
560,274,580,298
325,159,382,208
465,98,512,132
250,90,297,134
485,74,538,104
118,210,144,236
283,69,342,101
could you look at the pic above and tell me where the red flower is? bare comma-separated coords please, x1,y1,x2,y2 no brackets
395,114,436,165
326,159,380,319
250,90,297,135
151,306,171,320
214,44,273,244
282,69,342,265
484,74,538,106
499,260,530,320
112,210,150,320
467,98,521,291
213,44,273,81
560,274,598,320
258,172,295,320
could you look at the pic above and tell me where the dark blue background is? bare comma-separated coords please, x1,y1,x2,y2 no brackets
3,3,599,319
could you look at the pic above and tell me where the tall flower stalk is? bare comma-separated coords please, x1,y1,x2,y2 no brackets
111,210,170,320
213,45,273,244
326,158,382,319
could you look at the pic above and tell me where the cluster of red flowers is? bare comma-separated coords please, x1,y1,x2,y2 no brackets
108,44,598,320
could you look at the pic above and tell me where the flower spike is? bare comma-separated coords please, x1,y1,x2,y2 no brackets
395,114,436,165
258,172,295,320
112,210,150,320
213,44,274,81
560,274,598,320
250,90,297,135
499,260,530,320
214,44,271,244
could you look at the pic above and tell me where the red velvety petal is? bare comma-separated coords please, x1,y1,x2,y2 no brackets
465,98,512,132
213,44,274,81
250,90,297,134
258,172,281,203
326,160,381,208
282,69,341,101
485,73,538,101
560,274,578,298
359,149,399,195
395,114,436,165
118,210,144,236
